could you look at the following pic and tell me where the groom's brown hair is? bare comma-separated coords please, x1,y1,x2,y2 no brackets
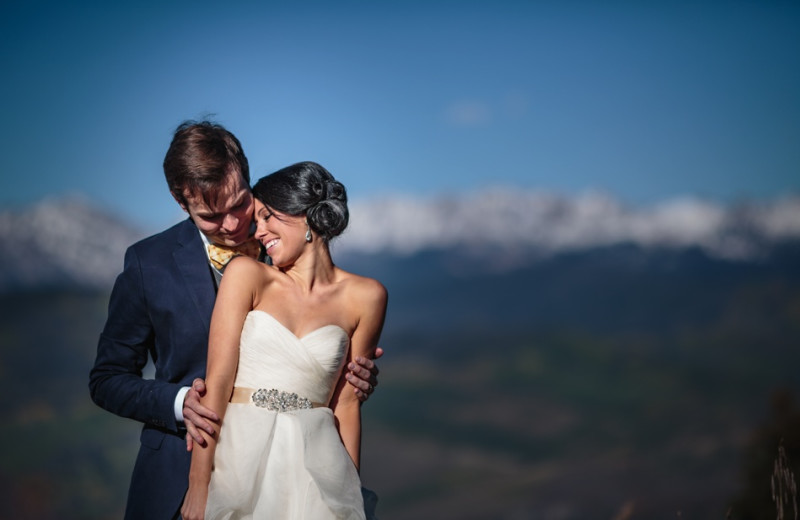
163,120,250,207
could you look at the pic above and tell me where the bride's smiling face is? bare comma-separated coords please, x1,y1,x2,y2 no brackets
253,198,307,266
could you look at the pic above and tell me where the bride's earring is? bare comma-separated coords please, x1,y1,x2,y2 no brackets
305,222,312,242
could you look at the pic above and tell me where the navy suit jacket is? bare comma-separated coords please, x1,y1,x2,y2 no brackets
90,218,217,519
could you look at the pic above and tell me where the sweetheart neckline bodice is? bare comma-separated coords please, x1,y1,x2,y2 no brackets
247,309,348,341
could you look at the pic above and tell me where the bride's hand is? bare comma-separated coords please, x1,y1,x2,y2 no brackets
180,483,208,520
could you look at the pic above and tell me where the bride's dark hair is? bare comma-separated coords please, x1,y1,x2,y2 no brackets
252,161,349,242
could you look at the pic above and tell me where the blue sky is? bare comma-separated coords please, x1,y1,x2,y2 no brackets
2,1,798,231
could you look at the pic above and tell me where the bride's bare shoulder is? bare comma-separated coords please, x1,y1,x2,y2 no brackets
338,269,388,306
223,256,279,284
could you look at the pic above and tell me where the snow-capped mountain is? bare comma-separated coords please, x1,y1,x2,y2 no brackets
0,196,146,291
340,189,800,262
1,190,799,292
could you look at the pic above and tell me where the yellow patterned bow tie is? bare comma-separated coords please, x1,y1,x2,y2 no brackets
207,240,261,270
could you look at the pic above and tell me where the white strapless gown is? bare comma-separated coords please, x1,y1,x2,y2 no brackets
205,310,371,520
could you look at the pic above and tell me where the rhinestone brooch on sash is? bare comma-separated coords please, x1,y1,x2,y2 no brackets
251,388,313,412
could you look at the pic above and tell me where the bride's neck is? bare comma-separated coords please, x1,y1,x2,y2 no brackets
280,242,335,292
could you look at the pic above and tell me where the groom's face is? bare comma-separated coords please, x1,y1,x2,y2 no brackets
178,169,254,247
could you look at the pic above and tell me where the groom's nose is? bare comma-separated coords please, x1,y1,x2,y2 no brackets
221,213,239,232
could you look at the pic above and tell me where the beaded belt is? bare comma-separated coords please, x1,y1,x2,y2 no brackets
230,387,323,412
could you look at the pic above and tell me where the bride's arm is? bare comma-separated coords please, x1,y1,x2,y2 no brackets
331,278,388,471
180,258,259,520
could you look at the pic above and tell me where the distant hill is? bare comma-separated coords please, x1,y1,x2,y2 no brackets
2,253,799,519
339,241,800,343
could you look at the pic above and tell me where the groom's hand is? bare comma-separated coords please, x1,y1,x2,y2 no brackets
346,347,383,402
183,378,219,451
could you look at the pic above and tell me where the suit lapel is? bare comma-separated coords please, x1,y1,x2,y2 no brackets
174,219,216,333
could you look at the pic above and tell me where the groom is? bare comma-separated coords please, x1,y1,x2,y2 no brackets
89,120,381,519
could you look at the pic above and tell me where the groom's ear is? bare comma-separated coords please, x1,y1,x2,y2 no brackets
171,191,189,213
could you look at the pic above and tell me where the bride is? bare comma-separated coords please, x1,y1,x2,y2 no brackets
180,161,387,519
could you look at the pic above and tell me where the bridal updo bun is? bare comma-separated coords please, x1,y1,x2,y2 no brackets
252,161,349,242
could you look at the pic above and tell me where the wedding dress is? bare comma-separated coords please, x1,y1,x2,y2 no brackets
204,310,369,519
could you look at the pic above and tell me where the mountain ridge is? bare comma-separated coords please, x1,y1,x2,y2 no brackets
2,191,799,292
342,189,800,263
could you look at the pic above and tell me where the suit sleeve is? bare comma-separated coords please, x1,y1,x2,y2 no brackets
89,245,183,433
